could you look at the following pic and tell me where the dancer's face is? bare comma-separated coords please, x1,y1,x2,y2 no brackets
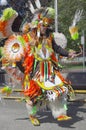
40,25,47,36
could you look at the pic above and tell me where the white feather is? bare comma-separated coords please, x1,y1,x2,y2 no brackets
53,32,67,49
49,100,67,118
47,86,68,118
35,0,41,9
0,0,8,6
72,9,83,26
48,93,68,118
28,1,35,14
26,103,34,116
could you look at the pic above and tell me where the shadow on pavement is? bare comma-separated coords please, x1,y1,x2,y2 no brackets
37,102,86,128
57,102,86,128
14,102,86,128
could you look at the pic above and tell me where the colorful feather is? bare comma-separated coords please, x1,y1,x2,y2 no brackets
3,34,25,62
0,86,12,96
0,8,18,39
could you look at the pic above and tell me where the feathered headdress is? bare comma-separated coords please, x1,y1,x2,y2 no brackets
0,7,18,39
21,0,55,32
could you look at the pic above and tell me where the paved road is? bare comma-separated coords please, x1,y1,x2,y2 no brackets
0,94,86,130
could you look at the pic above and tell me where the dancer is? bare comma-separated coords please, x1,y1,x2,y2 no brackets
0,3,75,126
20,7,75,126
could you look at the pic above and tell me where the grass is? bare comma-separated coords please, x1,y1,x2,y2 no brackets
62,63,86,71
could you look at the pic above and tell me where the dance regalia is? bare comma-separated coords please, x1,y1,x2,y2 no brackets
0,6,74,126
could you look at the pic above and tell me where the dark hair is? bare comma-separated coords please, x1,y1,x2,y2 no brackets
12,15,23,32
45,27,53,37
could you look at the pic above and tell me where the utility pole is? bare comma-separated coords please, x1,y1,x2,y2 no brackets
81,30,85,72
54,0,58,32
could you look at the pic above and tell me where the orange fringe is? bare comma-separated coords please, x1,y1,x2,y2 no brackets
23,45,34,74
22,34,29,42
51,53,58,62
0,20,8,36
24,80,42,99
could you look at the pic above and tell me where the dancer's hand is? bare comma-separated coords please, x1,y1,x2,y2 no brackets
68,50,76,58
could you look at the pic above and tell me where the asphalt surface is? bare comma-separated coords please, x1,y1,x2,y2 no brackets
0,94,86,130
0,70,86,130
